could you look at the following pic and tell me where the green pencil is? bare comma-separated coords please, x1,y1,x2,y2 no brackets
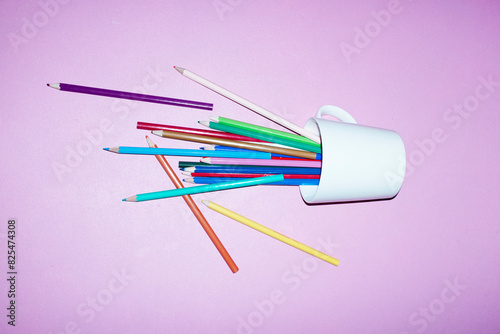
206,116,321,153
123,174,284,202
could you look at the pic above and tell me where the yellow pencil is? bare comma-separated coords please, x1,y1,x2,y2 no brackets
201,200,339,266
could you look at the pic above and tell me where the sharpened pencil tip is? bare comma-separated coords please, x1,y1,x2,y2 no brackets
201,200,210,207
174,66,185,74
123,196,137,202
145,135,156,148
151,130,163,136
105,147,119,153
47,83,60,89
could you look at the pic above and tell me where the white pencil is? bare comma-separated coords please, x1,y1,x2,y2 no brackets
174,66,321,144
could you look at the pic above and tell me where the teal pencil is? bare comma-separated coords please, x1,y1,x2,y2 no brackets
123,174,284,202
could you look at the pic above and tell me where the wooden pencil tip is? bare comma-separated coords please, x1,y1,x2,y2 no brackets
123,196,137,202
47,83,60,89
145,135,156,148
183,178,195,184
105,147,119,153
200,157,211,163
198,121,210,127
201,200,210,207
174,66,185,74
151,130,163,136
209,116,219,123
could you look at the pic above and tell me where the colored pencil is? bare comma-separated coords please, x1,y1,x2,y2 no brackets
47,83,212,110
180,165,321,175
202,145,322,160
202,200,339,266
173,66,321,143
178,161,222,168
137,121,267,142
212,116,321,148
185,177,319,186
152,130,318,160
200,157,322,168
181,172,320,179
123,174,284,202
200,120,321,154
145,136,238,273
103,146,270,159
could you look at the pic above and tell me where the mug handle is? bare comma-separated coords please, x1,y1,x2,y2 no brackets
316,105,357,124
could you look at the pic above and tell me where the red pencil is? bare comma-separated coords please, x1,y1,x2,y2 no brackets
181,172,320,179
137,121,267,142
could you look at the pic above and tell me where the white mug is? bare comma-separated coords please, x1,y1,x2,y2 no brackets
299,105,406,204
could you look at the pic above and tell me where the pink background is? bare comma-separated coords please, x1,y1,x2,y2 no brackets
1,1,500,333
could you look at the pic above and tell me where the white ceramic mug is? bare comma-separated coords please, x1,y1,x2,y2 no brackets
299,105,406,204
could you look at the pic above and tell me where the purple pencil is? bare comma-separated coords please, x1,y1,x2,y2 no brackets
46,83,213,110
200,157,322,168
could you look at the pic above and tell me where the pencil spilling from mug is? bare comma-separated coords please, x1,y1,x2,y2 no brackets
299,105,406,204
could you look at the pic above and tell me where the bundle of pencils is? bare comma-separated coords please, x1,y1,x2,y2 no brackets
48,66,340,273
135,119,322,186
110,118,323,186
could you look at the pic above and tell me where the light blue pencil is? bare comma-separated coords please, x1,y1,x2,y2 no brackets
123,174,284,202
104,146,270,159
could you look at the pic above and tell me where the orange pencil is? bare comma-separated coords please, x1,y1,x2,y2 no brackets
145,136,239,273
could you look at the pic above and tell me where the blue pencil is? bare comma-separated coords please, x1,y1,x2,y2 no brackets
123,174,285,202
182,165,322,175
203,145,322,160
103,146,270,159
184,177,320,186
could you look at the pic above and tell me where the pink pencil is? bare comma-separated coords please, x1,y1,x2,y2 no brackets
200,157,322,168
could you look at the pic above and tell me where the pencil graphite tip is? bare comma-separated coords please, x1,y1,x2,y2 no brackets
174,66,185,74
103,148,110,151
